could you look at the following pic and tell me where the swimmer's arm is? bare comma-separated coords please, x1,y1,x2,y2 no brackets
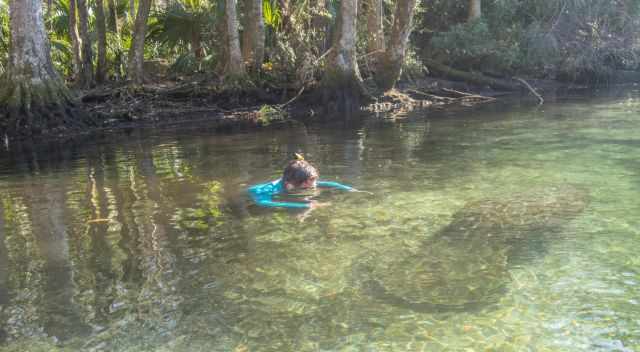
253,198,310,209
316,181,354,191
248,185,311,208
317,181,374,195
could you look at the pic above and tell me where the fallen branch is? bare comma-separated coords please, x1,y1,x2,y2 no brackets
424,59,520,91
408,88,495,104
441,88,478,97
279,86,305,108
405,88,455,101
357,49,384,59
514,77,544,105
313,48,334,66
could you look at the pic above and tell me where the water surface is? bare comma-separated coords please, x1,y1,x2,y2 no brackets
0,91,639,351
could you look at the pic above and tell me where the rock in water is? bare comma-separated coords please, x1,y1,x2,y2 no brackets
357,185,589,312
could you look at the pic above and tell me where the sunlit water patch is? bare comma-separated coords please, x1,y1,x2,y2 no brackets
0,90,639,351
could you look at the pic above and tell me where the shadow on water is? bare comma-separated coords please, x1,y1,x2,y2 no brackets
353,184,590,313
16,146,92,342
0,128,300,348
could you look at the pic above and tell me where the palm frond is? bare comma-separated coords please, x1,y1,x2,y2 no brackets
263,0,281,29
148,1,212,49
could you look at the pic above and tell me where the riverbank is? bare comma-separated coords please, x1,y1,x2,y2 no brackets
1,74,594,145
79,75,559,134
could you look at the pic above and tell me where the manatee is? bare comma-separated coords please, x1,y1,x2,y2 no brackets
355,184,589,313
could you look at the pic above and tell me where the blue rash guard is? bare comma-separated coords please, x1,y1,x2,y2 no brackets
248,179,353,209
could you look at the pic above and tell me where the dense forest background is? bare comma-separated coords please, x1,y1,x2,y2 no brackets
0,0,639,137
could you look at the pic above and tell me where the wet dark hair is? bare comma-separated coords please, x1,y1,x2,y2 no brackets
282,156,318,186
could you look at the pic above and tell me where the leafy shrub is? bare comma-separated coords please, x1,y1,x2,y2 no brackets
430,20,521,73
420,0,640,82
401,47,426,82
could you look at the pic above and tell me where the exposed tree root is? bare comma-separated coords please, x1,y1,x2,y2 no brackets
0,79,97,140
365,87,496,119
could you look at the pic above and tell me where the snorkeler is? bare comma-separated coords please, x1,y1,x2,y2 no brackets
248,153,363,211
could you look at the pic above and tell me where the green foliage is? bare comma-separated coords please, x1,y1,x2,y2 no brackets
169,52,216,75
147,0,219,74
421,0,640,82
257,104,287,125
261,0,334,88
170,52,198,74
401,47,426,82
47,0,74,77
148,0,212,51
430,20,521,73
263,0,282,29
0,0,9,74
50,38,74,78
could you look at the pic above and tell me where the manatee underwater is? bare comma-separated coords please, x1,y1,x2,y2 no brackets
354,184,589,313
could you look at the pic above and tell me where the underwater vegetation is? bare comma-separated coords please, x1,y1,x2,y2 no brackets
355,184,590,313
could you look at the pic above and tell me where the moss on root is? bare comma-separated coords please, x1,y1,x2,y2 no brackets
373,58,403,92
318,69,371,115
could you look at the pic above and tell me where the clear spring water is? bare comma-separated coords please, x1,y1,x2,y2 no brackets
0,91,639,351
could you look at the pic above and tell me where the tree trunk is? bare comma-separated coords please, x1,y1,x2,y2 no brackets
224,0,245,77
95,0,108,83
468,0,481,21
0,0,91,138
320,0,366,113
77,0,94,88
46,0,53,30
107,0,124,80
374,0,417,91
191,31,204,60
129,0,136,25
68,0,82,81
127,0,153,85
241,0,265,71
278,0,291,33
366,0,385,65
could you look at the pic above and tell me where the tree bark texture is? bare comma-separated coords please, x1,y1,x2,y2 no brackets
366,0,385,63
374,0,417,91
77,0,94,87
0,0,90,138
95,0,108,83
321,0,366,113
191,32,204,60
277,0,292,33
241,0,265,71
468,0,481,21
68,0,82,80
128,0,153,85
129,0,136,25
224,0,245,76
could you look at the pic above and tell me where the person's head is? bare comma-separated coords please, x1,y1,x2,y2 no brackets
282,153,318,191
